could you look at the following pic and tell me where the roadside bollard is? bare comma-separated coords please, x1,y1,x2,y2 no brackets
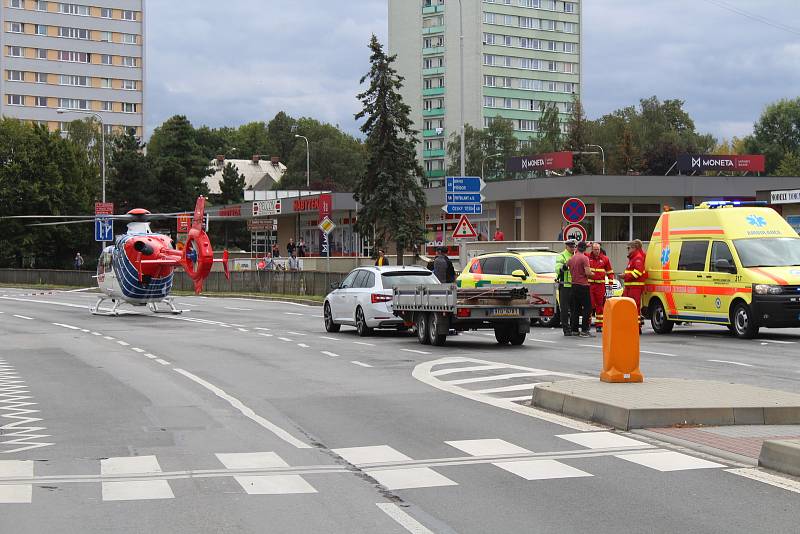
600,297,644,383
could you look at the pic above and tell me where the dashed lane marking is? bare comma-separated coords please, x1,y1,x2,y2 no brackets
529,338,557,344
401,349,432,355
259,333,274,338
173,368,312,449
641,350,677,357
708,359,755,368
278,337,293,342
154,359,171,366
287,331,307,336
145,354,158,360
237,328,249,333
104,336,115,341
297,344,310,349
319,336,340,341
284,312,304,316
53,323,80,330
322,352,339,358
12,315,33,320
352,341,375,347
224,307,254,312
116,341,130,347
351,361,373,368
131,348,145,353
255,327,271,332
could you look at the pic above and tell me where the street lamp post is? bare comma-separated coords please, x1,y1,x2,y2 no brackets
585,144,606,175
481,153,503,182
294,134,310,188
58,108,106,202
458,0,465,178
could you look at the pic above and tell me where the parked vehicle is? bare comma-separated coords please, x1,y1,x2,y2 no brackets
392,284,554,346
324,266,439,336
642,201,800,339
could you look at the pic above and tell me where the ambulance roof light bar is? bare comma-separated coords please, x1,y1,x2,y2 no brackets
698,201,769,209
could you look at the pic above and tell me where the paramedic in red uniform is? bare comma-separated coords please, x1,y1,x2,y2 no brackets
623,239,647,325
588,242,614,333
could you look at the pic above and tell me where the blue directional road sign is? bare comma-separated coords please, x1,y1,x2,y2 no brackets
447,193,485,204
95,218,113,242
446,176,486,193
442,204,483,215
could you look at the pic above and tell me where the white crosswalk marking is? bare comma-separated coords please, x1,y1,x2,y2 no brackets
446,439,592,481
615,451,725,472
334,445,458,490
0,460,33,503
558,432,648,450
101,456,174,501
216,452,317,495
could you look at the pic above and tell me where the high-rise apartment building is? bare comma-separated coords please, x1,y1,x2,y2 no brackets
0,0,144,136
389,0,581,185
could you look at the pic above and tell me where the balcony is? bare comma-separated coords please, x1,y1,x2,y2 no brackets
422,5,444,14
422,87,445,97
422,46,445,56
422,67,446,76
423,26,444,35
423,129,445,138
425,169,446,178
423,107,445,117
424,149,446,158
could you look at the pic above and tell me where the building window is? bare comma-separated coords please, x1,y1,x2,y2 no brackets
563,2,576,13
121,56,138,67
484,96,496,107
563,22,577,33
37,1,48,11
60,74,88,86
483,75,496,87
101,54,113,65
10,22,24,33
101,101,113,111
36,48,48,59
8,46,24,57
58,51,89,63
35,25,48,35
36,72,48,83
9,0,23,8
101,78,112,88
6,70,24,81
483,12,495,24
483,33,495,45
100,31,112,42
122,79,137,90
59,98,89,110
35,96,48,107
123,102,137,113
503,98,513,109
103,124,114,135
58,3,90,16
7,94,24,106
519,120,537,132
101,7,112,18
122,10,136,21
563,42,577,53
122,33,137,45
59,27,90,39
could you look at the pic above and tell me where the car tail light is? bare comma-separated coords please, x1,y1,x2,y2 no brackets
371,293,392,304
456,308,471,318
541,307,555,317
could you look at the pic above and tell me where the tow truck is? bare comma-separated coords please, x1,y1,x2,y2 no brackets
392,284,554,346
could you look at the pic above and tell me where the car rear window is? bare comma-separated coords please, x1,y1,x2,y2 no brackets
381,272,438,287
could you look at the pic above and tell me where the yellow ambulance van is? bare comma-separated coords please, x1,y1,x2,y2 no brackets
642,201,800,339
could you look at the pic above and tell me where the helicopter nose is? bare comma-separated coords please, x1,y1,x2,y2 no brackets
134,240,155,256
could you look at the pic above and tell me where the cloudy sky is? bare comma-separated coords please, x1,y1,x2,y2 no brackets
146,0,800,142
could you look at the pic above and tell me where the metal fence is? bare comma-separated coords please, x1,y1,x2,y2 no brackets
0,269,346,297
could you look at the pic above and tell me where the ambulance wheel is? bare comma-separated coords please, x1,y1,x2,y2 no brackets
650,300,674,334
494,326,511,345
427,313,447,346
416,313,430,345
731,302,759,339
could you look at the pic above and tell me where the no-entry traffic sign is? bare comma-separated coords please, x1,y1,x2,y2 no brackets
562,198,586,224
563,223,587,243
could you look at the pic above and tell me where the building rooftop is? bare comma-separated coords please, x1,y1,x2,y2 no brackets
205,156,287,195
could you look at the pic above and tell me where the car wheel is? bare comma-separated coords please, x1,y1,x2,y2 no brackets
731,302,759,339
355,307,372,337
538,307,560,328
650,300,674,334
427,312,447,346
494,325,511,344
324,303,340,333
416,312,430,345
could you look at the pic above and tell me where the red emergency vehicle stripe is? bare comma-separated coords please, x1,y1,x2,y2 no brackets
748,268,788,285
669,229,725,236
661,214,678,315
645,284,752,296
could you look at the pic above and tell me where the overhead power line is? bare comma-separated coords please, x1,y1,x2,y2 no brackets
700,0,800,37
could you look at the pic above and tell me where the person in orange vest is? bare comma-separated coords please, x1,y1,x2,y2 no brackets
588,242,614,333
623,239,647,326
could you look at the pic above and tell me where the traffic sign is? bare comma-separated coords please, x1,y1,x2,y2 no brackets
446,193,485,204
562,198,586,224
95,218,113,242
442,204,483,215
452,215,478,240
95,202,114,216
446,176,486,193
563,223,587,243
318,216,336,235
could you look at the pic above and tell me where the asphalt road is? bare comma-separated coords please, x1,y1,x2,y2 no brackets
0,287,798,533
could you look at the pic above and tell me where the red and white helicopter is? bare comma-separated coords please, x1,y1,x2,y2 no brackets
8,196,229,315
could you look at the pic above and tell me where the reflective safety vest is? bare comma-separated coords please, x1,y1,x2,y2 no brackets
623,249,647,286
589,253,614,284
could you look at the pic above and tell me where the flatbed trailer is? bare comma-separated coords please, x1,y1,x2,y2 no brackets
392,284,554,346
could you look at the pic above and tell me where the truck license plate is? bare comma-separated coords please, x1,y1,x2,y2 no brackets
493,308,521,317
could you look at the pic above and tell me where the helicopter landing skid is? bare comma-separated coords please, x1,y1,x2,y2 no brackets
148,298,183,315
91,296,121,316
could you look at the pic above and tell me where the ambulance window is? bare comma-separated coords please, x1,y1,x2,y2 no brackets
469,259,483,274
710,242,735,273
503,257,526,276
677,241,709,271
481,257,505,275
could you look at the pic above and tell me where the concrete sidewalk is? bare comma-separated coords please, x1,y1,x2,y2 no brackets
531,378,800,430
